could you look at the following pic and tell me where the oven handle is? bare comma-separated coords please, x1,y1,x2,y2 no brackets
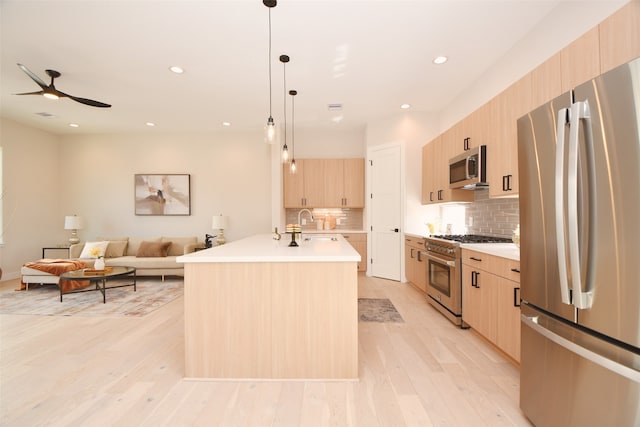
424,251,456,267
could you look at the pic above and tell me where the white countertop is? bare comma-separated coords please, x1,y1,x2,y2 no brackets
460,243,520,261
178,233,361,263
295,229,367,234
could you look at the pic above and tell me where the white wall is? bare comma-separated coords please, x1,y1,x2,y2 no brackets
58,131,272,243
365,111,441,236
1,118,62,279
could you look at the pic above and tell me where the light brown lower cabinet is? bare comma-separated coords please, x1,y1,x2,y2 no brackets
342,233,367,272
462,249,521,363
404,236,427,294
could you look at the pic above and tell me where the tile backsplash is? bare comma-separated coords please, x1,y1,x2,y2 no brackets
465,189,519,238
285,208,364,232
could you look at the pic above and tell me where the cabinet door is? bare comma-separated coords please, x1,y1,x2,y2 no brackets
323,159,344,207
302,159,325,207
488,74,531,198
343,158,365,207
421,140,437,204
462,266,497,341
344,233,367,272
283,161,305,208
413,248,428,293
405,240,416,283
530,52,562,110
560,26,600,92
496,276,521,362
599,0,640,73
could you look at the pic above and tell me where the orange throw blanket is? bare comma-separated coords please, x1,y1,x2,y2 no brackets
19,259,89,292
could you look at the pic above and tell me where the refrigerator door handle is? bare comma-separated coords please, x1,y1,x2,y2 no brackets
555,107,572,305
522,314,640,383
567,101,595,309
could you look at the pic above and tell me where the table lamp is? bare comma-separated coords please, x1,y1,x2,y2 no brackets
212,214,228,245
64,215,83,245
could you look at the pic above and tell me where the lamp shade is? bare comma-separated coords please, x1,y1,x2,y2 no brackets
64,215,83,230
212,215,228,230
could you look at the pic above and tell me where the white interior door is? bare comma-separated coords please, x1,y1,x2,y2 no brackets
368,145,402,281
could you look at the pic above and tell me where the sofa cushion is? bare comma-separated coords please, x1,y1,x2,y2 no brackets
106,256,179,269
136,241,172,257
162,236,197,256
126,237,161,256
79,241,109,259
105,240,128,258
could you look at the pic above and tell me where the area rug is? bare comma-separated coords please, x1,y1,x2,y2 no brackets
358,298,404,323
0,279,183,317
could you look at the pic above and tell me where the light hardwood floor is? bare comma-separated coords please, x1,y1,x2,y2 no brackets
0,274,531,426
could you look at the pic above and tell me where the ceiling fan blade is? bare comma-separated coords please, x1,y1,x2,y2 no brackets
60,91,111,108
14,90,45,96
17,63,48,89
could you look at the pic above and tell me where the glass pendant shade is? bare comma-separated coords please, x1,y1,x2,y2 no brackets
265,117,276,143
290,158,297,174
282,144,289,162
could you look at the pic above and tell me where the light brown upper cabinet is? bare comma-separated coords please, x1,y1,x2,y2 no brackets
599,0,640,73
530,52,562,110
488,74,531,198
421,132,474,205
323,158,365,208
283,159,324,208
560,26,601,92
283,158,364,208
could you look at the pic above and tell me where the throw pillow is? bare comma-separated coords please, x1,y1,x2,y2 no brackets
105,240,128,258
136,241,172,257
79,241,109,259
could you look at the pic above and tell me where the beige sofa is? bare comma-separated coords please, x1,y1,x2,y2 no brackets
70,236,204,279
21,236,203,287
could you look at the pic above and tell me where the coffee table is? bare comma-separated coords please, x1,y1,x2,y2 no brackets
59,266,136,303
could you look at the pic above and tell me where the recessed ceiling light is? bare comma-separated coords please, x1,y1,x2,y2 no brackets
169,66,184,74
328,103,343,112
146,122,155,127
69,123,79,128
433,56,448,65
222,121,231,127
400,103,411,109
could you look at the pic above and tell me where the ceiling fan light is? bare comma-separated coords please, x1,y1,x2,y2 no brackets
43,92,59,100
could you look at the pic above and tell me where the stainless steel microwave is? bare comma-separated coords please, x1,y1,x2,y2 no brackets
449,145,487,189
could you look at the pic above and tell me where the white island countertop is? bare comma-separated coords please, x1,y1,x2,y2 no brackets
460,243,520,261
177,233,361,263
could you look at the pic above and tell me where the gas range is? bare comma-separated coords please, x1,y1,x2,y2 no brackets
422,234,513,328
425,234,513,257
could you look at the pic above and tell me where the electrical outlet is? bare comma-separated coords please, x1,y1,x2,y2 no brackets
468,217,474,226
301,218,307,225
336,218,341,225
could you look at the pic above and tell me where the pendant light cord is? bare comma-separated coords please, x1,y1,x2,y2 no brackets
283,60,287,145
268,8,273,118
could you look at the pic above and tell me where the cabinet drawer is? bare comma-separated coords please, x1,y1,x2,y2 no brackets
462,249,493,270
497,258,521,283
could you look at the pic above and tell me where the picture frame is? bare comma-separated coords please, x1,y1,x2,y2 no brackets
134,174,191,216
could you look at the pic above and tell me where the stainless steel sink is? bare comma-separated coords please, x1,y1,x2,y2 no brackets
303,236,338,242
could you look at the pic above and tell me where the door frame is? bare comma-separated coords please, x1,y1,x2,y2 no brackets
366,142,405,280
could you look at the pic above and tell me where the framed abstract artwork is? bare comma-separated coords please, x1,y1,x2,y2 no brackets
134,174,191,216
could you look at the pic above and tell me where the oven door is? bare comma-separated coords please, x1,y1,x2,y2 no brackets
425,251,461,317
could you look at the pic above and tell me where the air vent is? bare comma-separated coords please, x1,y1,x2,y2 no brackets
327,103,343,112
35,112,57,118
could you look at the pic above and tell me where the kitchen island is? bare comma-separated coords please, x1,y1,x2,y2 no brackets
177,234,360,380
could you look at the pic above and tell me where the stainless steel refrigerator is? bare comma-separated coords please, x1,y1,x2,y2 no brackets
517,57,640,426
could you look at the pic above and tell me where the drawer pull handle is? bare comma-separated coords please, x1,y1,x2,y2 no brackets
511,268,520,273
470,257,482,262
514,287,521,307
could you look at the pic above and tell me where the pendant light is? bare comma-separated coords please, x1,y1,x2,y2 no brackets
264,0,277,144
289,89,297,174
280,55,290,162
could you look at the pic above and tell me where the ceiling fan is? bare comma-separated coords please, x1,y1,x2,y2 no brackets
14,63,111,108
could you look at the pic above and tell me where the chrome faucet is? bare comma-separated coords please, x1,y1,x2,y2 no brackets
297,209,314,227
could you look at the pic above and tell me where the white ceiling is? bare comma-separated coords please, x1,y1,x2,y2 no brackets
0,0,626,135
